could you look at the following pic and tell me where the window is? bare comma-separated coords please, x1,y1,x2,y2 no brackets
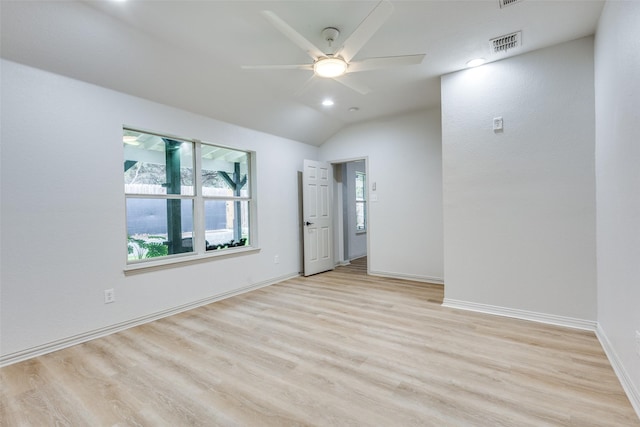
355,171,366,232
123,129,255,265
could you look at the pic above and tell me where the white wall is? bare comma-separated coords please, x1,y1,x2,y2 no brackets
441,37,597,324
343,161,367,260
0,60,317,361
320,109,443,283
594,1,640,410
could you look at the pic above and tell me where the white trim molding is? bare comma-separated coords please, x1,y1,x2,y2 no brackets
369,270,444,285
441,298,597,331
596,324,640,418
0,272,300,367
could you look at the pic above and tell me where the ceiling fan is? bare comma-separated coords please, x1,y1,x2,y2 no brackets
241,0,425,95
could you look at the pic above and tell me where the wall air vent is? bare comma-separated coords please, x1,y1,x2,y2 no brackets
490,31,522,54
499,0,523,8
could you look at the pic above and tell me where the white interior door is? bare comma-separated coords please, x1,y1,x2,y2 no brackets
303,159,334,276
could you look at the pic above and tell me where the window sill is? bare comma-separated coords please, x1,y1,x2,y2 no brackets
124,246,261,274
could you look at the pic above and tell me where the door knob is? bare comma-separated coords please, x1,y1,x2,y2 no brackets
304,221,314,226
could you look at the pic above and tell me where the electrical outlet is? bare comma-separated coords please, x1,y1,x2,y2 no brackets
493,116,504,131
104,288,115,304
274,255,280,264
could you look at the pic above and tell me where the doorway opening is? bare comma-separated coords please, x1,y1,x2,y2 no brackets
332,158,368,271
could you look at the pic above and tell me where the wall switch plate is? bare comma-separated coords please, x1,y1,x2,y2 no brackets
635,331,640,357
274,255,279,264
493,116,504,131
104,288,115,304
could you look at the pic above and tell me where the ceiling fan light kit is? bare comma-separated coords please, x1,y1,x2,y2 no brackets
314,57,348,78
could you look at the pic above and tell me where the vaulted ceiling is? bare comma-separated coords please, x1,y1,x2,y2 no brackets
0,0,604,145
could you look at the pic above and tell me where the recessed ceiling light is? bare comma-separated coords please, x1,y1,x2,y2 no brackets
322,99,335,107
349,107,360,112
466,58,486,68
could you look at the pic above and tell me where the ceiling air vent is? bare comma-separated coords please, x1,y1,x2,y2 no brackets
499,0,523,8
490,31,522,54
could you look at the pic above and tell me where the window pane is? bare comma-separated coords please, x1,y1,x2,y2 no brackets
204,200,250,250
124,130,194,196
126,198,194,260
201,145,249,197
356,201,366,231
355,171,365,201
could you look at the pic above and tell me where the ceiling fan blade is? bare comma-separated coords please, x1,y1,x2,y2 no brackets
294,74,318,97
241,64,314,71
332,75,372,95
261,11,326,60
335,0,394,63
347,54,425,73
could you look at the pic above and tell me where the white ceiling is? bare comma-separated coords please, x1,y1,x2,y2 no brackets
0,0,604,146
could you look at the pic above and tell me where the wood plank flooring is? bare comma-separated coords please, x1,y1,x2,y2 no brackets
2,258,638,426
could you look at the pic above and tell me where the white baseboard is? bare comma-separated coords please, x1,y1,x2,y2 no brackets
596,324,640,419
0,272,300,367
441,298,597,331
368,270,444,285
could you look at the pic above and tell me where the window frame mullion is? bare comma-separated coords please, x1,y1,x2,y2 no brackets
192,140,206,254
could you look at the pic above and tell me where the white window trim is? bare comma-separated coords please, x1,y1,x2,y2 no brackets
124,246,261,273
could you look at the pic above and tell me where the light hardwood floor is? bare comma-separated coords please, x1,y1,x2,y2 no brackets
2,258,638,426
